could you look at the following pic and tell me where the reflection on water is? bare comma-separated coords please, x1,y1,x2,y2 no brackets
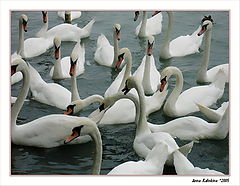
11,11,229,175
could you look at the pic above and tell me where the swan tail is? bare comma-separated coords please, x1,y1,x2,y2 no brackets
212,68,226,90
178,141,194,158
214,106,229,139
196,103,221,122
81,19,95,38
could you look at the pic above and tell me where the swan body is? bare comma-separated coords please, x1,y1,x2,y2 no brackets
133,36,160,94
14,14,53,59
148,105,229,141
160,66,225,117
11,59,103,150
28,64,71,110
57,11,82,21
94,24,122,68
99,48,168,125
108,142,168,175
173,150,224,175
160,12,204,59
196,17,229,83
102,77,193,165
135,11,163,37
49,38,85,79
197,101,229,123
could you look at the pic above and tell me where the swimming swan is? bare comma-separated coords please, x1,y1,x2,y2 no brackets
134,11,163,37
148,105,229,141
160,12,204,59
49,37,85,80
11,58,103,149
160,66,225,117
196,15,229,83
94,24,122,68
173,149,224,175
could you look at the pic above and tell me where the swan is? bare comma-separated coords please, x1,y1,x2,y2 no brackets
160,66,226,117
57,11,82,22
133,35,161,94
98,48,168,125
160,12,204,59
94,24,122,68
100,76,194,165
196,15,229,83
13,14,53,59
35,11,48,37
148,105,229,141
134,11,163,37
11,58,104,150
173,149,224,175
107,142,168,175
49,37,85,80
28,62,72,110
196,101,229,123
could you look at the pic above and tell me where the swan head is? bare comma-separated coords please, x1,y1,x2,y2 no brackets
159,67,176,92
64,103,76,115
54,37,61,59
122,76,138,95
64,125,84,144
147,36,154,56
114,24,121,40
20,14,28,32
134,11,140,21
65,11,71,23
115,48,130,69
11,58,28,76
152,11,161,17
69,53,79,76
198,15,214,36
41,11,48,23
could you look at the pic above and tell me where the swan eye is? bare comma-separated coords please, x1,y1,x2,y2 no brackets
72,125,84,133
202,23,209,30
115,28,120,34
118,53,125,60
99,103,105,111
11,65,18,76
23,19,27,25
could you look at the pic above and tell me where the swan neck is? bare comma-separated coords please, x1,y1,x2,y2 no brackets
134,80,150,135
71,74,80,102
165,12,173,45
113,30,119,66
197,28,212,81
166,68,183,109
142,55,151,91
118,51,132,92
139,11,147,36
90,127,102,175
53,57,64,79
82,95,104,108
17,19,24,56
12,65,30,129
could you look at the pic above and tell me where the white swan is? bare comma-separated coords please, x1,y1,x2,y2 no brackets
160,66,226,117
196,16,229,83
134,11,163,37
11,58,103,150
99,48,168,125
57,11,81,22
13,14,53,59
28,63,71,110
160,12,204,59
133,35,160,94
101,76,194,165
148,105,229,141
196,101,229,123
107,142,168,175
173,150,224,175
94,24,121,68
49,37,85,80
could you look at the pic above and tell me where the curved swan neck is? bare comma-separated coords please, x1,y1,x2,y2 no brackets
165,67,183,110
113,29,119,66
17,19,24,56
90,127,102,175
197,27,212,82
118,51,132,92
12,64,30,128
82,95,104,108
71,74,80,102
139,11,147,37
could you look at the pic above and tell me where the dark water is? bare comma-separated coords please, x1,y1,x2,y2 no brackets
11,11,229,175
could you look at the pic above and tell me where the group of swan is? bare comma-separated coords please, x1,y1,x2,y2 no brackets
11,11,228,175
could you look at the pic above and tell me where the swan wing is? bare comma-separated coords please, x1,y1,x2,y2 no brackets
145,12,163,36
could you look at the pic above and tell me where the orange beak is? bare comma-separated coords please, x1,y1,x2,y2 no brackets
116,32,120,41
43,14,47,23
69,64,75,76
54,48,60,59
64,108,73,115
160,80,167,92
23,22,27,32
64,131,79,144
198,27,206,36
